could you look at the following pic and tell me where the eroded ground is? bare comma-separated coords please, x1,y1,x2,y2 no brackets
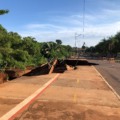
0,64,120,120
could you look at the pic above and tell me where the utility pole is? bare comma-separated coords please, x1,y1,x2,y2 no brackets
74,33,82,58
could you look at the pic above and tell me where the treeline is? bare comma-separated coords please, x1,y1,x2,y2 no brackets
0,9,9,15
86,32,120,57
0,25,72,70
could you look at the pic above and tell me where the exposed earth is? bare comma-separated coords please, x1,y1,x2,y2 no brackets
0,59,120,120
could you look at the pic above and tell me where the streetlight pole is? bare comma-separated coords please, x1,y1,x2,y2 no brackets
75,33,82,58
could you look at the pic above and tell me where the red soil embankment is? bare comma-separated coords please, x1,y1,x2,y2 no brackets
0,72,7,83
5,68,32,80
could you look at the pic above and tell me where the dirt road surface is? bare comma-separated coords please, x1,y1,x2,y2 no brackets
0,63,120,120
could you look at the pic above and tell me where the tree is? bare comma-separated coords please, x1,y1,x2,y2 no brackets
0,25,73,70
0,24,7,34
21,37,40,56
8,32,22,49
41,42,53,59
56,39,62,45
86,32,120,58
11,50,31,63
0,10,9,15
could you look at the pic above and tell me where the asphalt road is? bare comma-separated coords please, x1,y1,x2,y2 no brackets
88,59,120,96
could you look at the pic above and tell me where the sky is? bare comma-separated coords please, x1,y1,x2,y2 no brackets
0,0,120,47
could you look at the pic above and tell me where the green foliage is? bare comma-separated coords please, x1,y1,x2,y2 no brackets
0,9,9,15
21,37,40,56
56,39,62,45
0,25,72,70
11,50,31,63
86,32,120,57
0,24,7,34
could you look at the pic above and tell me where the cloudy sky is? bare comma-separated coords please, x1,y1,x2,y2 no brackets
0,0,120,47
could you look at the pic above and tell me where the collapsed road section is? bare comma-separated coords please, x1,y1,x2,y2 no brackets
24,59,91,76
0,59,120,120
0,59,89,82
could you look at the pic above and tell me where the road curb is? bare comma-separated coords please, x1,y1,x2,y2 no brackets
92,66,120,100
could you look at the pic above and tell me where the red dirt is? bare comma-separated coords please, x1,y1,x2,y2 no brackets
4,68,32,80
0,72,7,83
14,101,120,120
0,60,120,120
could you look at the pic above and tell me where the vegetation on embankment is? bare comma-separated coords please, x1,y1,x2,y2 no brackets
0,24,72,82
0,10,72,82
